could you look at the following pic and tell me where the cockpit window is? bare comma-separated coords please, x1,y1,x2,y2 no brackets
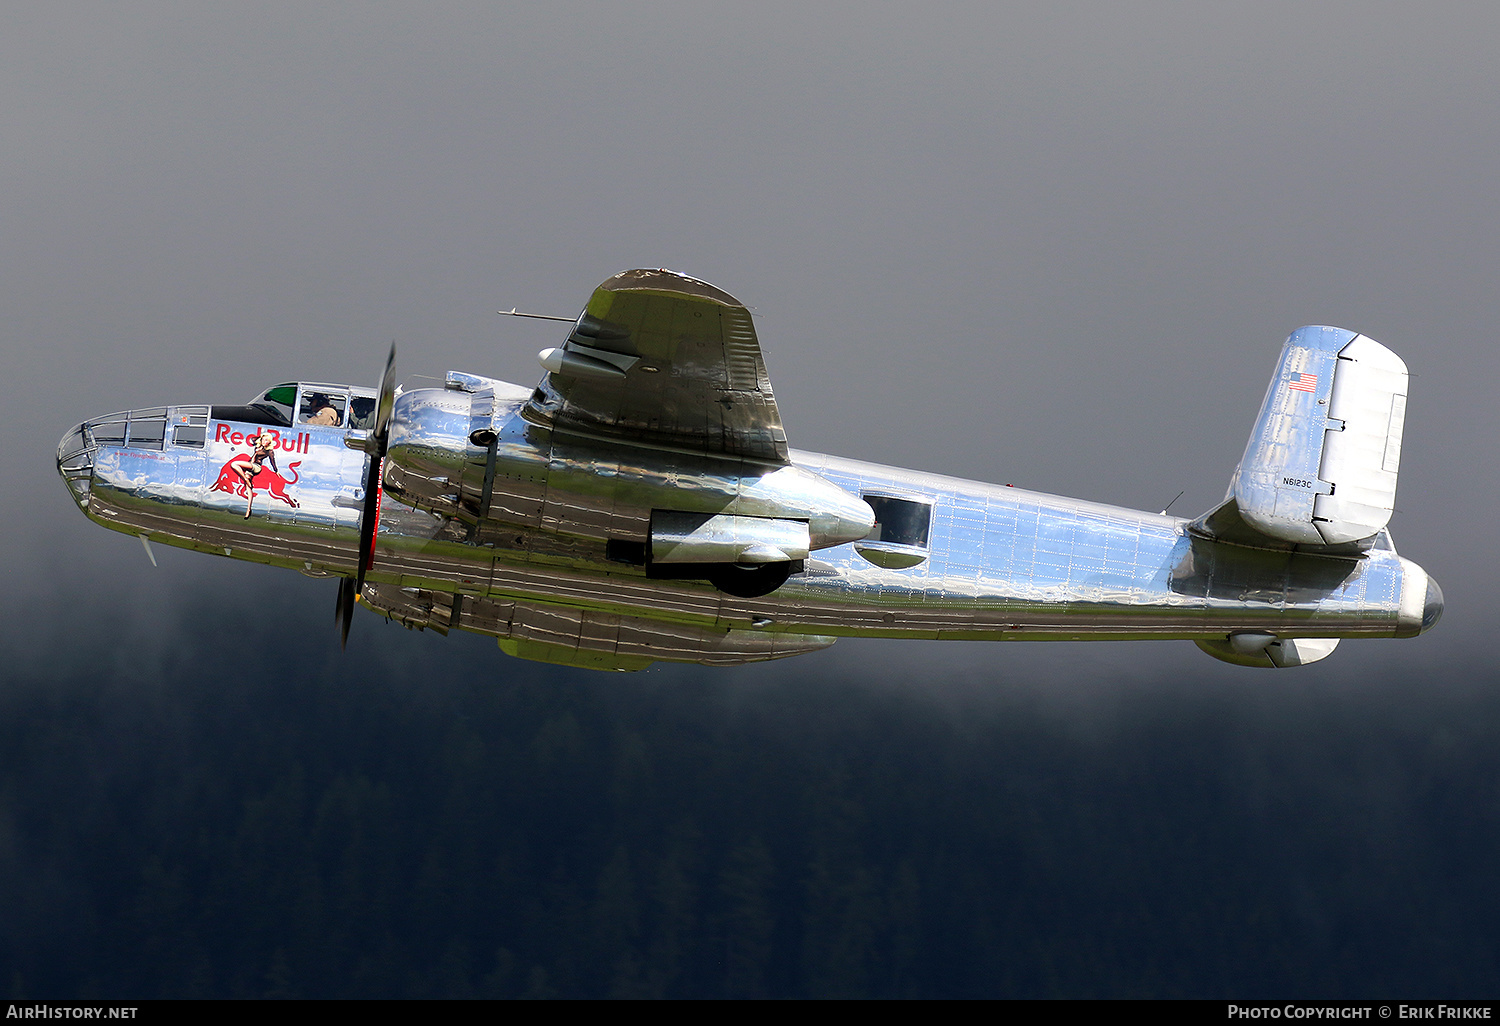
349,395,377,430
299,391,347,427
244,384,297,427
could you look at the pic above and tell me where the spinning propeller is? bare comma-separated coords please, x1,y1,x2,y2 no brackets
338,343,397,648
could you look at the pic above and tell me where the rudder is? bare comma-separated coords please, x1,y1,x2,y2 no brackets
1223,326,1408,548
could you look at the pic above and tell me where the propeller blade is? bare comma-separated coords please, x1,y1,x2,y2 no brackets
336,576,356,650
355,450,382,588
339,342,397,651
355,342,396,590
373,341,396,449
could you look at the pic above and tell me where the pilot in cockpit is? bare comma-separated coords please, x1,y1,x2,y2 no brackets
300,393,343,427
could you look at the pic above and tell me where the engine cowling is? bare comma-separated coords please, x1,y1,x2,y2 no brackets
1195,633,1340,668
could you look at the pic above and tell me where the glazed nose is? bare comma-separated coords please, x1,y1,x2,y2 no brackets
57,422,95,509
1421,575,1444,634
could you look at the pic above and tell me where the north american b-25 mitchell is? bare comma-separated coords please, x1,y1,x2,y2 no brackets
56,269,1442,671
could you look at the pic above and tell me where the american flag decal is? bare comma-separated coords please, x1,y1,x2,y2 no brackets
1287,371,1318,393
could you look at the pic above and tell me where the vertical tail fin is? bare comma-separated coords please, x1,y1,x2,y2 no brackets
1200,326,1408,549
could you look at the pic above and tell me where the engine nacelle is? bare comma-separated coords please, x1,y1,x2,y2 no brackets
382,374,874,596
1195,633,1340,668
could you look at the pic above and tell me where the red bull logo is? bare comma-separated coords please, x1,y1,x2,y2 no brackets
213,425,311,452
212,458,301,508
209,423,315,513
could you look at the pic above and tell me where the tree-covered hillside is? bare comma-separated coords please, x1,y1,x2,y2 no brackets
3,590,1494,998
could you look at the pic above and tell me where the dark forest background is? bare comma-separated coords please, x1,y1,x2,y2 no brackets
2,580,1494,999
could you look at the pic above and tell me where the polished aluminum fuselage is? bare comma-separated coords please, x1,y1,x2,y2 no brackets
58,374,1431,666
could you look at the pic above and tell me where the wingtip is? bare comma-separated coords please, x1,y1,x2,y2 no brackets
600,268,744,307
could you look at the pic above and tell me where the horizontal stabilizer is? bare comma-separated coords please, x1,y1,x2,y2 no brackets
1199,326,1408,549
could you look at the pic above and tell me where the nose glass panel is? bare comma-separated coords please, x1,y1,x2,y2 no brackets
57,423,88,464
56,423,95,508
1422,577,1444,633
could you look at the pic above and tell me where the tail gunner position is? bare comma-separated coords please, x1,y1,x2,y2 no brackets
56,269,1442,671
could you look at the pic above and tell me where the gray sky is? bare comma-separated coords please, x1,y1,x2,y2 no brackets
4,2,1495,679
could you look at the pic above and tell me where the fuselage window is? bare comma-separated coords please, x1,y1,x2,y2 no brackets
300,391,347,427
125,419,165,450
863,495,932,548
172,424,206,447
170,408,209,448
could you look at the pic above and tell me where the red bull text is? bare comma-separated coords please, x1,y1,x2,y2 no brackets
212,425,312,452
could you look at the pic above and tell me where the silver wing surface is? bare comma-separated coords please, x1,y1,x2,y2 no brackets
524,269,789,463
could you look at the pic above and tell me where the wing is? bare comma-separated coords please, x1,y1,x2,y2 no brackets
523,269,789,463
